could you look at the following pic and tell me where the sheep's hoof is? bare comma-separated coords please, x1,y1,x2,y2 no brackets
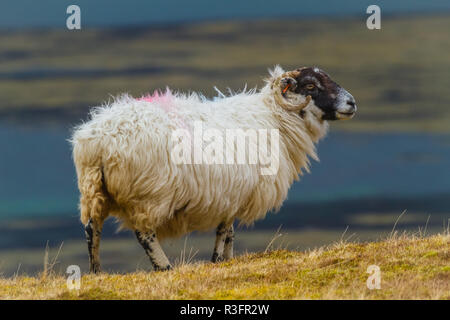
211,253,224,263
90,264,101,274
154,265,172,272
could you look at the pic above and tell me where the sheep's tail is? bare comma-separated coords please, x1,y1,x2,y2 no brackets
77,165,110,225
72,139,109,225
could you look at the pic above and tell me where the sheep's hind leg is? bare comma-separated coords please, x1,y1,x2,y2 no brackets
135,231,172,271
85,218,104,274
223,224,234,260
211,222,233,263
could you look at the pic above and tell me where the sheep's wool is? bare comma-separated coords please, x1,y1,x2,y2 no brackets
71,66,329,239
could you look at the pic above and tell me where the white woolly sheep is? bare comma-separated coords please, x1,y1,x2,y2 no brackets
71,66,356,272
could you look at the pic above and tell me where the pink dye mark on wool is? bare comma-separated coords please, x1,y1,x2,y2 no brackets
137,89,189,130
137,90,175,113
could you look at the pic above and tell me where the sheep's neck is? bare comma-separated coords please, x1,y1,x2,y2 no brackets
301,109,329,143
261,92,328,180
279,113,317,177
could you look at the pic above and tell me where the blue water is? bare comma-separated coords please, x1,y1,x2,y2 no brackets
1,122,450,220
0,124,78,219
1,0,450,29
292,132,450,203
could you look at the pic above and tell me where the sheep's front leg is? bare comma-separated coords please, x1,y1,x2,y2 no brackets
135,231,172,271
85,218,104,274
211,222,234,263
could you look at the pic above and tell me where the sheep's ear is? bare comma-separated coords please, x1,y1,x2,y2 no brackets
280,77,297,96
278,69,302,96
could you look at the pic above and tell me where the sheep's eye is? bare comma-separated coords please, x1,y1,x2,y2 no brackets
306,84,315,90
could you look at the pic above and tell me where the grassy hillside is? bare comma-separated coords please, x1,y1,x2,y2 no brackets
1,233,448,299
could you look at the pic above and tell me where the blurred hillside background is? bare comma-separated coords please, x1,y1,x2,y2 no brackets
0,0,449,276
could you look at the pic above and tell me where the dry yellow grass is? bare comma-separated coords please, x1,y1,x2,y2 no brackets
0,233,448,300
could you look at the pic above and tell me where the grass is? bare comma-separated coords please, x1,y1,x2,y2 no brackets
0,233,448,299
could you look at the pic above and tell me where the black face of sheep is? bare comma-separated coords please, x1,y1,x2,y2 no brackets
289,67,357,120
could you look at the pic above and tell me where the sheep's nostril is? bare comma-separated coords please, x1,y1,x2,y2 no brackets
346,100,357,113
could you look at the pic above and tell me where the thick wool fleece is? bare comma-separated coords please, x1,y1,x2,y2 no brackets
71,66,328,239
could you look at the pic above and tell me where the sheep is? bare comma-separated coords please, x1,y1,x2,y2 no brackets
71,66,357,273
